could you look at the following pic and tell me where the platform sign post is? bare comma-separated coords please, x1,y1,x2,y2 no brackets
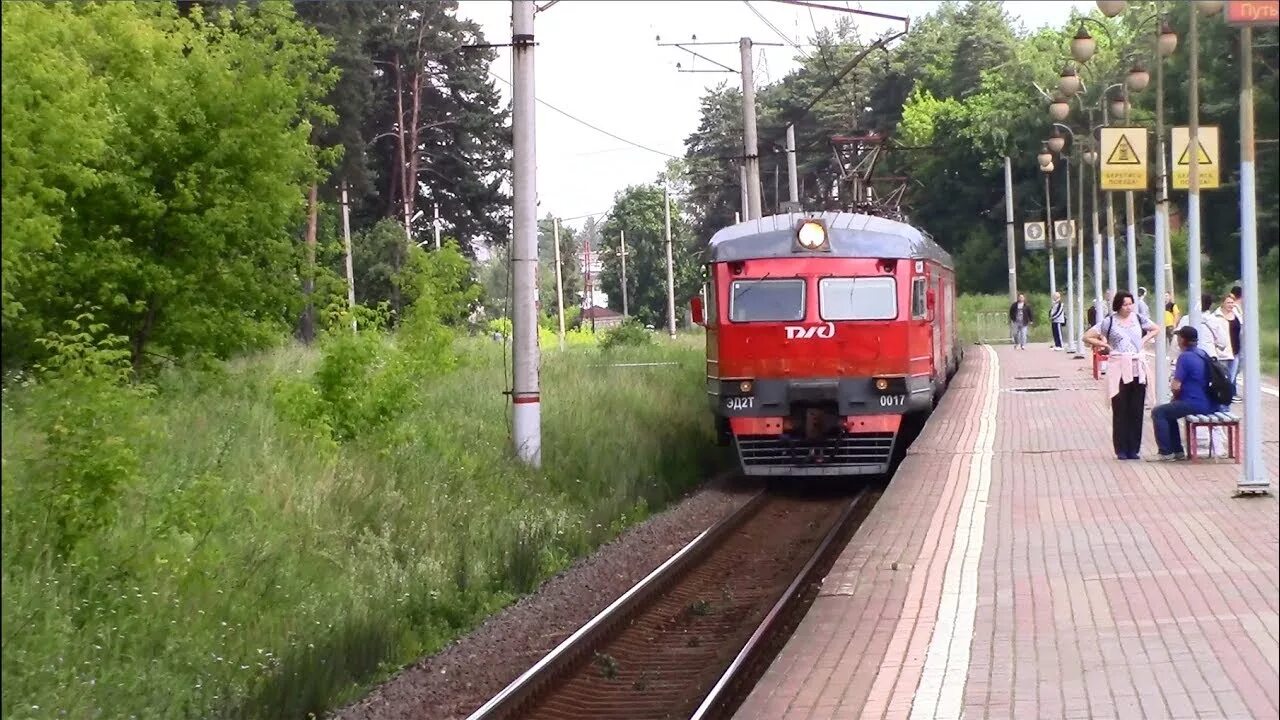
1171,126,1221,189
1099,127,1148,191
1023,221,1046,251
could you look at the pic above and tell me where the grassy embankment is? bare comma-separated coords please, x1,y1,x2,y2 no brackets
1,330,724,719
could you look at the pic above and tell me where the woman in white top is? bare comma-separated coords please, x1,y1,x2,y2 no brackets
1083,290,1160,460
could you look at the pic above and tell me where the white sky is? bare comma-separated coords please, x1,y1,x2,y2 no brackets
456,0,1092,224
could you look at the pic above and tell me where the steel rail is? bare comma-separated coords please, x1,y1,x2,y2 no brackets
689,491,870,720
463,489,770,720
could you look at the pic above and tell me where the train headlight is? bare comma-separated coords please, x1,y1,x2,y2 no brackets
796,221,826,250
739,380,753,393
874,378,890,392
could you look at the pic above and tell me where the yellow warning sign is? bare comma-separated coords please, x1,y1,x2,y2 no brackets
1171,126,1220,189
1100,127,1148,190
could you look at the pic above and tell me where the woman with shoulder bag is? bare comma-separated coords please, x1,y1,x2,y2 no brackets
1082,290,1160,460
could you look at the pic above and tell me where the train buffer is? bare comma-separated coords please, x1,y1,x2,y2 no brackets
732,343,1278,720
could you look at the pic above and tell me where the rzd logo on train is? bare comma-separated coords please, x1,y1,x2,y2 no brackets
784,323,835,340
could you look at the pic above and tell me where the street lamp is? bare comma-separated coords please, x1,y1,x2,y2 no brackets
1071,26,1097,63
1059,64,1082,96
1083,148,1098,165
1049,94,1071,121
1126,61,1151,92
1097,0,1126,17
1109,96,1130,120
1158,20,1179,56
1048,128,1067,153
1037,143,1054,168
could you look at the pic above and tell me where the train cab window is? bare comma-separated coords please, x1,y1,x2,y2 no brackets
729,279,805,322
911,277,928,319
818,277,897,320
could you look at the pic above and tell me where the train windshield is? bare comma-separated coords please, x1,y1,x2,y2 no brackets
819,277,898,320
729,278,805,322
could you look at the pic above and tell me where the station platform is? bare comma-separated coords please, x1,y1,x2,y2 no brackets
733,343,1280,720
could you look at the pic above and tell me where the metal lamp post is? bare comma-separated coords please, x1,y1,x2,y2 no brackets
1049,123,1080,353
1040,150,1057,300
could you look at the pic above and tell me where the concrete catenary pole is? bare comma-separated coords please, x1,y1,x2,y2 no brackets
1125,190,1138,294
740,37,762,220
1091,133,1104,322
739,165,749,220
786,124,800,204
1075,147,1086,357
1064,155,1076,352
1187,8,1204,331
1153,2,1171,403
1005,156,1018,300
1044,171,1057,297
664,181,677,339
1237,24,1267,493
553,217,566,351
619,230,629,317
340,181,357,333
510,0,541,466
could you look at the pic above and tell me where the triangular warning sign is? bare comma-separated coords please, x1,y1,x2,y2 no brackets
1177,138,1213,166
1107,135,1141,165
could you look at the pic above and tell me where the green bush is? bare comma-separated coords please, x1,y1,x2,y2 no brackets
599,318,655,351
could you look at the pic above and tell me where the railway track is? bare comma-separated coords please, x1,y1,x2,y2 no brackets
464,486,880,720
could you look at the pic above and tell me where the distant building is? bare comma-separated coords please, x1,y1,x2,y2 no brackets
579,305,624,330
578,245,609,309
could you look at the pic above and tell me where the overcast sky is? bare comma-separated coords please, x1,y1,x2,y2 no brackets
455,0,1091,226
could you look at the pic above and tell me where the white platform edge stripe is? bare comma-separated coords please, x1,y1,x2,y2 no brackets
909,344,1001,720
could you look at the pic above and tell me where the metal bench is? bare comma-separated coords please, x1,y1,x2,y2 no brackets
1184,411,1241,463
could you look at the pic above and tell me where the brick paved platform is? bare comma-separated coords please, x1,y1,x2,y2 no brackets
733,344,1279,720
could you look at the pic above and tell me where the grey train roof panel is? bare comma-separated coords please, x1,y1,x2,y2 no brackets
706,212,953,269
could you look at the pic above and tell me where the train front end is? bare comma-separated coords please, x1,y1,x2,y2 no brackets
691,213,949,477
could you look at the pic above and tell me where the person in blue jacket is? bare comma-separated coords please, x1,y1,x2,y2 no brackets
1150,325,1215,461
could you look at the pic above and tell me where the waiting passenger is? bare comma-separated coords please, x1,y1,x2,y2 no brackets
1082,290,1160,460
1150,326,1217,461
1008,293,1033,350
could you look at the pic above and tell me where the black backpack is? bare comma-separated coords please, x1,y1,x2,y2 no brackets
1195,348,1236,406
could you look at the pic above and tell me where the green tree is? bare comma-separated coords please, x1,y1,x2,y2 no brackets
2,1,338,370
599,184,701,329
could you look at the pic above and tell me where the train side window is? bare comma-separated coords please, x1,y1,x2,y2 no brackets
818,277,897,320
729,278,805,322
911,277,927,319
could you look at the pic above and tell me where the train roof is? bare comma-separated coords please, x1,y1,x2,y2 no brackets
706,211,952,269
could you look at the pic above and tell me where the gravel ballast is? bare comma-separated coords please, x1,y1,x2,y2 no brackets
331,475,759,720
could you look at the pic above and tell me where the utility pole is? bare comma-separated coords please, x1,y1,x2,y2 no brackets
553,218,565,351
740,37,762,220
585,236,596,333
510,0,540,467
1004,156,1017,300
340,181,357,333
1187,8,1204,330
1064,156,1076,353
619,230,629,317
1044,171,1056,297
664,181,676,339
1153,0,1171,403
433,203,441,250
1125,191,1138,294
1236,23,1266,494
785,124,799,205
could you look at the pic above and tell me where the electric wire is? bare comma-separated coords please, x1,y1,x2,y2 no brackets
488,71,679,159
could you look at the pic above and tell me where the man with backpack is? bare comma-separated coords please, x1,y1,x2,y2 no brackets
1150,326,1236,461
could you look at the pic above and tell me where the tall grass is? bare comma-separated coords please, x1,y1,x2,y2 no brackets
956,293,1054,345
1,332,724,719
1259,279,1278,376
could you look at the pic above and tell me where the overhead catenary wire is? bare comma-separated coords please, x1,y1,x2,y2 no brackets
488,71,679,159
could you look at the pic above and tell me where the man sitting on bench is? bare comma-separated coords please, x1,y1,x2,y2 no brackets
1150,326,1215,462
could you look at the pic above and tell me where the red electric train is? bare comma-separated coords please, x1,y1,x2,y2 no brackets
689,211,960,477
